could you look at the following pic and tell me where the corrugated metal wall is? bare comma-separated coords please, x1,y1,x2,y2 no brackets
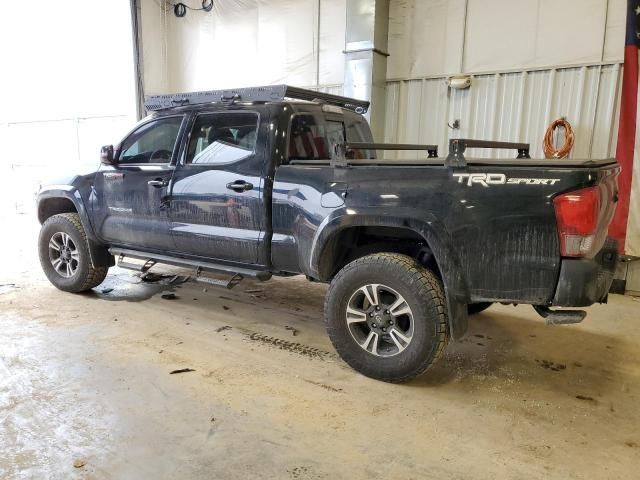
383,63,622,160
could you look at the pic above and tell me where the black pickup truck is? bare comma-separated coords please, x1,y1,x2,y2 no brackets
36,85,620,382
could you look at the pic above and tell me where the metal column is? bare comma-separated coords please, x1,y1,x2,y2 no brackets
129,0,145,120
343,0,389,140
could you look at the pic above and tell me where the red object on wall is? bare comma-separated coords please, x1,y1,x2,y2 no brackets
610,0,640,253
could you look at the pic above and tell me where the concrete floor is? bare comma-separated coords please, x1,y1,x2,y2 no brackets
1,212,639,480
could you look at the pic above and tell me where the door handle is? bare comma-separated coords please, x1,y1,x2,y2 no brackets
226,180,254,192
148,178,169,188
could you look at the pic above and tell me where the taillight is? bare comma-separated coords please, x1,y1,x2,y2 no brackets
553,186,601,257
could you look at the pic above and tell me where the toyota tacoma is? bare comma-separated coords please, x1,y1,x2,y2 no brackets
36,85,620,382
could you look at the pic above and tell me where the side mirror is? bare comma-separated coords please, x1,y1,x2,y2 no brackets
100,145,115,165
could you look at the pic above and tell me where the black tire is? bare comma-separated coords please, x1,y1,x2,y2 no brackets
38,213,109,293
467,302,493,315
324,253,449,383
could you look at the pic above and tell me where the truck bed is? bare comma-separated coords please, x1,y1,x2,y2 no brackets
272,158,619,309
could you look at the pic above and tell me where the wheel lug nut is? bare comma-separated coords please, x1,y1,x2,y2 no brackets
389,320,394,325
382,327,386,332
372,323,377,328
376,306,380,310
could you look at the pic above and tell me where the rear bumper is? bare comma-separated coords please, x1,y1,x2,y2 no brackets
552,238,618,307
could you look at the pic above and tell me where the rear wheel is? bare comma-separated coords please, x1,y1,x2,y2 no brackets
324,253,449,383
38,213,109,292
467,302,493,315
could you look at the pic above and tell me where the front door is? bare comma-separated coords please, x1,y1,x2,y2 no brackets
169,111,265,264
92,115,185,251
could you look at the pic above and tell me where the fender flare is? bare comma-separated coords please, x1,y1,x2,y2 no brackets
37,186,111,267
311,209,470,340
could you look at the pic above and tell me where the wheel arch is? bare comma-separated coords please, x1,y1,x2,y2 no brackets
38,196,77,224
37,188,111,267
312,213,470,340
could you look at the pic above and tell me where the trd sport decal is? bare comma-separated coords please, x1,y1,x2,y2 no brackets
452,173,561,187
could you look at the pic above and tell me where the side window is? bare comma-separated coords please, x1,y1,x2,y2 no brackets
119,116,183,164
288,114,345,161
186,112,258,165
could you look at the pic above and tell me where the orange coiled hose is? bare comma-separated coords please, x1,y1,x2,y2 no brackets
543,118,574,159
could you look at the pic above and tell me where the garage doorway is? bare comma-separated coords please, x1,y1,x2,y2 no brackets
0,1,138,214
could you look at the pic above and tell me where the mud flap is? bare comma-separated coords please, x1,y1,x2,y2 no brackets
88,239,114,268
447,296,469,340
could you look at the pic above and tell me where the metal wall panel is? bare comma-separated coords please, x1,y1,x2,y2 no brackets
383,64,622,160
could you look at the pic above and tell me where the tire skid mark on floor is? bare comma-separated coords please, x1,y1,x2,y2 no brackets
244,332,337,361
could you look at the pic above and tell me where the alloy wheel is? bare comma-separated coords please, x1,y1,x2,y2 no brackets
48,232,79,278
345,283,414,357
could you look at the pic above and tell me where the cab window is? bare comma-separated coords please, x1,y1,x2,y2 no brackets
185,112,258,165
288,114,344,161
118,116,183,164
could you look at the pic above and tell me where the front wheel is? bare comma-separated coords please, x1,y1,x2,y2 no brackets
324,253,449,383
38,213,109,293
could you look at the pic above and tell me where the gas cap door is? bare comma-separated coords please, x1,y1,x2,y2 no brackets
321,182,348,208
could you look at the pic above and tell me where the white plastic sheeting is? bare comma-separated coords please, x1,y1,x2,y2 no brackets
383,64,622,160
387,0,466,78
463,0,613,73
387,0,625,79
142,0,627,90
141,0,346,94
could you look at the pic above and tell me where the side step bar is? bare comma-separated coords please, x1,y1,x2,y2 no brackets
109,248,272,289
533,306,586,325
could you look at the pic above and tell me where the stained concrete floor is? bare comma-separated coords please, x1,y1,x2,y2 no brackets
1,211,639,480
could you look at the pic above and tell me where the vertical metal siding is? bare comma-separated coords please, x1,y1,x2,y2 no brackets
384,63,622,160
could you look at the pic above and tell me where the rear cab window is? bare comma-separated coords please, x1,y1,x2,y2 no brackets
287,108,375,162
288,114,343,161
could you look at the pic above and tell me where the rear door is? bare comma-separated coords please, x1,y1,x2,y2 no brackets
169,110,266,264
92,115,186,251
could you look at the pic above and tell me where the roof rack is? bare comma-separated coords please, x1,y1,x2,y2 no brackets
144,84,370,114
